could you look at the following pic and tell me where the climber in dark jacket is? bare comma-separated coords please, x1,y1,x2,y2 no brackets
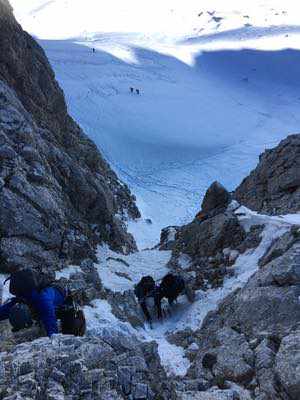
134,276,161,324
156,273,195,318
0,286,66,337
159,273,185,303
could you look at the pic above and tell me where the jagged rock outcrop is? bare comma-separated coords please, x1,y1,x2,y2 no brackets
163,184,250,290
0,333,176,399
200,181,231,216
0,0,140,272
235,134,300,214
182,237,300,399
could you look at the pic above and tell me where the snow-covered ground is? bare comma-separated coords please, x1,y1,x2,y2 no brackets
11,0,300,247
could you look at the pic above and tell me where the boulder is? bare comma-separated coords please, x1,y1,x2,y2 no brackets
201,182,231,215
193,328,254,385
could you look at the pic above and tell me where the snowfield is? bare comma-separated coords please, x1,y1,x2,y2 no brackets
11,0,300,246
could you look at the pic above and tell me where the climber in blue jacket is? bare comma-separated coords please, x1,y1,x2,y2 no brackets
0,269,67,337
0,287,66,336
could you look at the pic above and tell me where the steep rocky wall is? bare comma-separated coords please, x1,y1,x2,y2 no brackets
181,236,300,400
0,0,140,272
235,134,300,215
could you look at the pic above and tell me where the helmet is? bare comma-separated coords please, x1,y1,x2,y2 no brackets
9,303,33,332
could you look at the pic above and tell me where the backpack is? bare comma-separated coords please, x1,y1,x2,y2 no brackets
57,295,86,337
9,303,33,332
134,276,155,300
6,268,55,298
160,273,185,300
140,276,155,291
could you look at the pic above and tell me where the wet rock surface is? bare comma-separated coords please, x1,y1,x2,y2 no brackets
235,134,300,215
0,0,139,273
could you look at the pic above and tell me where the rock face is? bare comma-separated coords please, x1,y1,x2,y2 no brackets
158,176,300,398
0,0,140,272
235,134,300,214
183,239,300,400
164,185,248,290
276,331,300,400
0,334,176,399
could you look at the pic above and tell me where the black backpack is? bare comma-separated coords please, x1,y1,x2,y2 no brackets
160,273,185,300
134,275,155,300
57,295,86,336
6,268,55,297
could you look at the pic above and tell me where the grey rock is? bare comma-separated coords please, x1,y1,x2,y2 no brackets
235,134,300,214
166,209,246,291
275,330,300,400
0,2,140,274
201,181,231,215
107,290,145,328
259,226,300,267
254,339,279,398
206,328,254,384
237,224,264,254
177,387,251,400
182,237,300,399
173,212,245,259
0,144,17,159
0,333,174,399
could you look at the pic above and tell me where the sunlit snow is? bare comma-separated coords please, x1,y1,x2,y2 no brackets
10,0,300,245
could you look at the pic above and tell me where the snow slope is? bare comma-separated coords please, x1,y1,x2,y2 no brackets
10,0,300,247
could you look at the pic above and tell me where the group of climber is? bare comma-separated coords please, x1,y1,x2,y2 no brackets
0,267,194,337
134,273,195,327
130,87,141,95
